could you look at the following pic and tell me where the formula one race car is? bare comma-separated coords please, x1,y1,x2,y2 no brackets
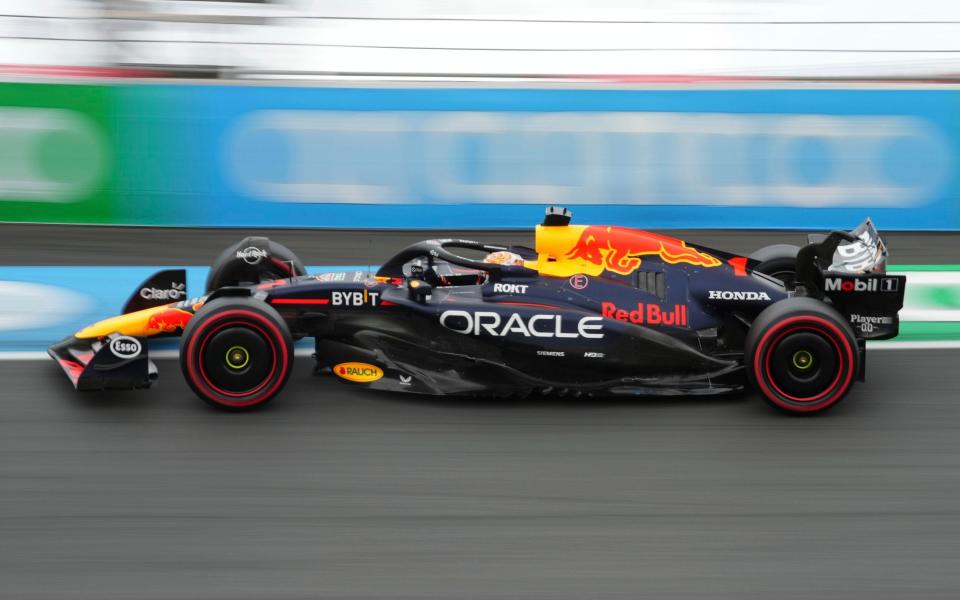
49,208,905,414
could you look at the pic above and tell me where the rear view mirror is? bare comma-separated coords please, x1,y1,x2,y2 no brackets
407,279,433,302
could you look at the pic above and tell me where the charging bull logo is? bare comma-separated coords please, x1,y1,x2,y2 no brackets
145,307,192,334
565,226,721,276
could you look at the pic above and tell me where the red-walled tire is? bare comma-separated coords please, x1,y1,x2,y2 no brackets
180,297,293,410
746,298,859,414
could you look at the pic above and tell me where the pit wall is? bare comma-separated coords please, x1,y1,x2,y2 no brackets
2,82,959,230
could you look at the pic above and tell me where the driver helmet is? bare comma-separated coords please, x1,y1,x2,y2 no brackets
409,259,427,279
484,251,525,266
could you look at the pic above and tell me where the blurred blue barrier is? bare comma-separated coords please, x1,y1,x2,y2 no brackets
4,83,960,229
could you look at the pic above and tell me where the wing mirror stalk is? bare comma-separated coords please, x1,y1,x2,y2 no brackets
407,279,433,302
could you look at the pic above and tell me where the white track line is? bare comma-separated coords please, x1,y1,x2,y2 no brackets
6,341,958,361
3,348,318,361
867,340,960,350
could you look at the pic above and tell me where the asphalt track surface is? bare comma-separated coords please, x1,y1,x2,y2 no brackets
3,224,960,598
3,351,960,599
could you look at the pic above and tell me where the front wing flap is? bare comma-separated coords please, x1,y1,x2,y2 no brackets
48,334,157,391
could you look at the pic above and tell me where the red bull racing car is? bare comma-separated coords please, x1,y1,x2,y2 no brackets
49,208,905,414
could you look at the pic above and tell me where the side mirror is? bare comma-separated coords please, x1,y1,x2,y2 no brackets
407,279,433,302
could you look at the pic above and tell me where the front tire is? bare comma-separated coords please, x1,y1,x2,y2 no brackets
205,237,306,293
180,297,294,410
746,298,859,414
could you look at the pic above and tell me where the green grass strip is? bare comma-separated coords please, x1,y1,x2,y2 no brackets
880,321,960,341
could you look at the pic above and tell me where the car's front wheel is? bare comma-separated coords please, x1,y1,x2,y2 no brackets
180,297,294,410
746,298,859,414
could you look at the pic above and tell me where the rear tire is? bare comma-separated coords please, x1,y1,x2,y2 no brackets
180,297,294,410
746,298,859,414
749,244,800,290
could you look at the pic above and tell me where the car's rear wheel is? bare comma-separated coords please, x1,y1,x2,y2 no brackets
749,244,800,290
746,298,859,414
180,297,293,410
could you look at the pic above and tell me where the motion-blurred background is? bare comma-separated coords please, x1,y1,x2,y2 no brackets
3,0,960,230
4,4,960,600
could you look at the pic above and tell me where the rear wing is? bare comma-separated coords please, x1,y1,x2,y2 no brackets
826,219,887,275
796,219,906,340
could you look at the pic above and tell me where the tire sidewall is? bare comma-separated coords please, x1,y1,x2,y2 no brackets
746,298,859,414
755,256,797,279
180,297,293,410
205,238,306,293
749,244,800,289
